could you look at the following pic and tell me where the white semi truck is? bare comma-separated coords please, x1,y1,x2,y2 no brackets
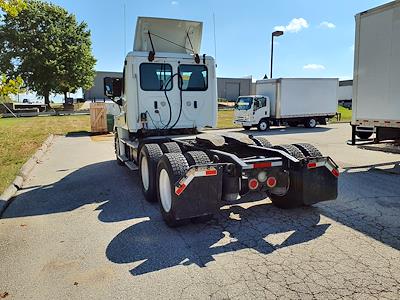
105,17,339,227
234,78,338,131
351,0,400,143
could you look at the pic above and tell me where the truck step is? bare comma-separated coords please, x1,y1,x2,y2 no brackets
118,154,128,162
125,161,139,171
121,139,139,149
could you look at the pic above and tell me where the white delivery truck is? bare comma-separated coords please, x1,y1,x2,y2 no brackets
234,78,338,131
104,17,339,227
351,0,400,143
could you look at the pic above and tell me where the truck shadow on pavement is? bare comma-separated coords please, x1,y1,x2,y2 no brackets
2,160,152,222
106,202,330,276
4,158,400,276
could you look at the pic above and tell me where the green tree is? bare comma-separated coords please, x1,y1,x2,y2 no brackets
0,0,26,17
0,0,96,105
0,0,25,101
0,74,23,98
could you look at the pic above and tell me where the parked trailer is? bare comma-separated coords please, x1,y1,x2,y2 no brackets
351,1,400,143
234,78,338,131
105,17,339,227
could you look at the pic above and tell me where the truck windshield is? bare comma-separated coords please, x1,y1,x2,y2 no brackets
235,97,253,110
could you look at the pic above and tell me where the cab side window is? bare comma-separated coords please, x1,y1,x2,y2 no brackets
258,97,267,107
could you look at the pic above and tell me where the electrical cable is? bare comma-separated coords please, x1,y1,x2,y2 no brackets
162,72,182,129
145,110,158,129
169,74,184,129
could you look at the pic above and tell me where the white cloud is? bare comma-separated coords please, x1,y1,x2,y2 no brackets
274,18,309,33
303,64,326,71
319,21,336,29
171,1,179,5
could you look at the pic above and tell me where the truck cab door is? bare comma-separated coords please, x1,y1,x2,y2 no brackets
253,97,270,122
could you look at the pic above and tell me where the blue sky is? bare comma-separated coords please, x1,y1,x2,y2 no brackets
50,0,389,81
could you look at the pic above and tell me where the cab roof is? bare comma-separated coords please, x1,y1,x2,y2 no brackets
134,17,203,54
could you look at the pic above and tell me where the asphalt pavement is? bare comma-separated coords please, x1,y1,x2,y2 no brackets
0,123,399,299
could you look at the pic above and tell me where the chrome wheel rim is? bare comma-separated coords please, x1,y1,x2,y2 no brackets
141,156,149,191
159,169,172,212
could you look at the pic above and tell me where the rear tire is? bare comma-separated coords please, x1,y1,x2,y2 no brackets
292,143,322,158
184,151,210,166
160,142,181,153
257,119,269,131
304,118,317,128
243,126,252,131
252,136,272,148
269,170,304,209
156,153,190,227
273,144,305,160
139,144,163,202
114,133,124,166
356,131,372,139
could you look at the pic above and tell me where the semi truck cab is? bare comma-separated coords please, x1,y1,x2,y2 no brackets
104,17,339,227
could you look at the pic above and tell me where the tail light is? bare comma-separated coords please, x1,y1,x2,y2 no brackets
266,177,277,188
248,178,259,190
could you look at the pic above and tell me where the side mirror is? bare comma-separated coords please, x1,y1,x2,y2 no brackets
104,77,122,98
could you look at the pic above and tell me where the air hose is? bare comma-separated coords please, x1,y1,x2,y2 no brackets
162,72,184,130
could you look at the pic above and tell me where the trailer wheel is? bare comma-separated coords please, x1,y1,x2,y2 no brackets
160,142,182,153
304,118,317,128
269,186,303,209
252,136,272,148
257,119,269,131
292,143,322,158
243,126,252,131
356,131,372,139
139,143,163,202
184,151,211,166
156,153,190,227
114,133,124,166
273,144,305,160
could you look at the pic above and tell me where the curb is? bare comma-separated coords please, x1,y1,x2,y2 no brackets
0,134,54,217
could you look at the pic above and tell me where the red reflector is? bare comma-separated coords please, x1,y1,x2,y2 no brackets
331,168,339,177
248,179,259,190
175,183,186,196
253,162,272,169
266,177,277,188
205,170,217,176
307,162,317,169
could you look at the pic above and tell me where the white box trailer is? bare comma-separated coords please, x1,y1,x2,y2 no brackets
234,78,338,131
351,0,400,142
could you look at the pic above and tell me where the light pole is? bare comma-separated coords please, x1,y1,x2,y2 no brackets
270,30,284,79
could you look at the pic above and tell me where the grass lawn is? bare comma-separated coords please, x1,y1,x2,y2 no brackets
330,106,352,123
217,109,240,129
0,115,90,194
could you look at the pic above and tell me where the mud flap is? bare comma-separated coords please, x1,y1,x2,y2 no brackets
300,166,338,205
173,165,224,219
288,166,338,205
